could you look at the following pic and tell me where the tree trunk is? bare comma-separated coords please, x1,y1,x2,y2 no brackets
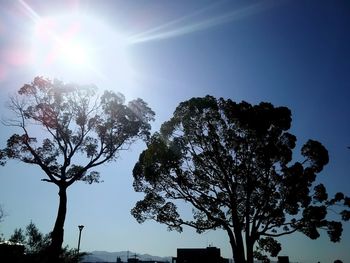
49,184,68,263
227,228,246,263
229,239,246,263
246,237,254,263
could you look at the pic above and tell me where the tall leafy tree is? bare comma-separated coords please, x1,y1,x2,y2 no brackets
1,77,155,263
131,96,350,263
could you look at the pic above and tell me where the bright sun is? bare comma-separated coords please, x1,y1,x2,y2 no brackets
59,40,89,66
29,12,132,84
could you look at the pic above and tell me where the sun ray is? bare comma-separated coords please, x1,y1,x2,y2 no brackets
129,1,281,44
128,1,224,43
18,0,41,23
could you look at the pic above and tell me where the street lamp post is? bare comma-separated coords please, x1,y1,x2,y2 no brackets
77,225,84,261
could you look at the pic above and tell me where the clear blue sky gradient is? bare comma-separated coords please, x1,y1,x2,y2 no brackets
0,1,349,263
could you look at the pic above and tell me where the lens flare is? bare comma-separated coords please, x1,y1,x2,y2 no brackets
30,15,98,76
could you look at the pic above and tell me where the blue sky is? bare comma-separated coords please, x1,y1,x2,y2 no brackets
0,1,349,263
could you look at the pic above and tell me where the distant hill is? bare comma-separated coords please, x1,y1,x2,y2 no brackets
83,250,172,263
82,250,286,263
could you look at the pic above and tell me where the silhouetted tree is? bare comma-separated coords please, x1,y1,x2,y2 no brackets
1,77,155,263
0,205,5,242
131,96,350,263
9,228,26,244
0,205,4,223
9,221,84,263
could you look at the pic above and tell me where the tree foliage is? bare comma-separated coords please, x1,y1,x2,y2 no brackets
1,76,155,262
131,96,350,263
2,77,154,185
0,205,4,223
8,221,84,263
9,222,49,254
0,205,5,242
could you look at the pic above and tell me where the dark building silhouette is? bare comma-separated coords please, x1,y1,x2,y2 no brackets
278,256,289,263
0,241,25,263
127,256,169,263
172,247,228,263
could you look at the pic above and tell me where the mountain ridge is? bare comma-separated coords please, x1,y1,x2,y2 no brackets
83,250,172,263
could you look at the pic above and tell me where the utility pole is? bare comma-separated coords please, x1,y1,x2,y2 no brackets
77,225,84,262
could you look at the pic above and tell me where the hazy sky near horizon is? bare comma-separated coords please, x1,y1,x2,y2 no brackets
0,1,350,263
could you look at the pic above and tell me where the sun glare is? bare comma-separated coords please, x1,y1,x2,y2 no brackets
59,40,89,66
31,15,99,76
28,12,132,85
